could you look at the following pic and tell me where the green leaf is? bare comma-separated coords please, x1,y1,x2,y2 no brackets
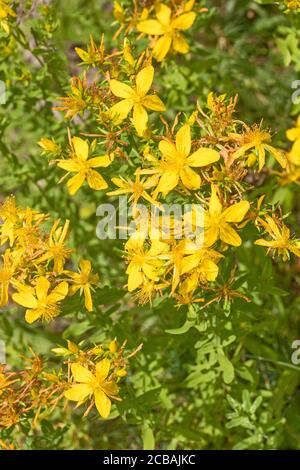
142,424,155,450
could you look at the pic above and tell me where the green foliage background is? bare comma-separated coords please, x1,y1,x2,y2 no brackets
1,0,300,450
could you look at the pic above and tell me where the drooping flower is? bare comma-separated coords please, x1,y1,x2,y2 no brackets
64,360,119,419
67,259,99,312
137,3,196,61
12,277,68,324
56,137,113,195
36,219,73,274
109,65,165,136
255,216,300,261
231,124,286,171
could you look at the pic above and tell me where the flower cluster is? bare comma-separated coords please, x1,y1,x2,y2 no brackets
0,350,65,430
37,0,300,308
55,339,136,419
0,196,99,321
0,339,136,434
42,55,300,305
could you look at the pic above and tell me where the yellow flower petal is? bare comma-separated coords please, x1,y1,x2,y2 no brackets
172,34,189,54
220,223,241,246
88,155,113,168
254,239,277,247
86,170,108,190
94,389,111,418
67,172,86,195
203,259,219,282
36,276,50,300
209,185,222,216
143,94,166,111
286,128,300,142
148,240,169,256
65,384,92,402
127,267,144,291
109,99,133,123
25,308,42,324
103,380,119,397
180,254,199,275
96,358,110,380
176,124,191,157
49,281,69,302
265,144,287,169
155,3,171,25
184,0,196,12
135,65,154,97
12,292,38,309
110,80,135,99
257,144,266,171
156,170,179,195
143,263,158,281
137,19,164,35
153,35,172,61
132,104,148,136
204,226,219,247
288,140,300,166
83,285,93,311
71,363,94,383
57,159,81,172
79,259,92,274
72,137,89,160
171,12,196,31
159,140,178,160
187,148,220,167
222,201,250,223
180,166,201,190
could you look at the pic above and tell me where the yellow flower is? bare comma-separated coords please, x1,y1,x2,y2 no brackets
64,360,119,419
286,116,300,142
201,185,250,247
145,124,220,196
67,259,99,312
231,124,286,171
57,137,113,195
0,250,17,307
123,38,135,66
75,34,105,67
36,219,73,274
109,65,165,136
287,139,300,166
0,196,20,246
255,216,300,261
12,277,68,324
107,173,159,206
278,140,300,185
180,246,223,283
284,0,300,10
125,238,168,292
137,3,196,61
0,0,16,34
38,138,61,155
113,1,125,22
